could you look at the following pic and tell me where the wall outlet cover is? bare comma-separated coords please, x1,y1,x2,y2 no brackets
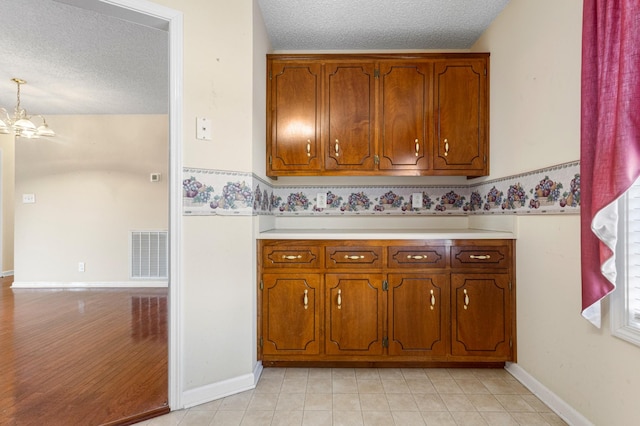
317,192,327,209
196,117,212,141
412,192,423,209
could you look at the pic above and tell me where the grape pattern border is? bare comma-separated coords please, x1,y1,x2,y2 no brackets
183,161,580,217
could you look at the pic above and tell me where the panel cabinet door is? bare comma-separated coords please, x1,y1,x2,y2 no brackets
325,274,385,356
451,273,512,359
324,62,377,171
433,59,488,176
268,61,322,174
378,62,432,172
388,274,449,357
262,274,321,355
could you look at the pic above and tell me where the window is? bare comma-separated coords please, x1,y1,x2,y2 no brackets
611,180,640,346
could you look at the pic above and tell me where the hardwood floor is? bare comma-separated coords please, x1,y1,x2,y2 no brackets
0,276,169,425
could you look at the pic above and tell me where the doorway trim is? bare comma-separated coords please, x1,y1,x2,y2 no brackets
57,0,184,409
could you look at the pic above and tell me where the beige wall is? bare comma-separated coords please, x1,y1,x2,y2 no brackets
149,0,269,391
0,133,14,275
13,0,637,419
474,1,640,424
14,114,168,283
473,0,581,178
150,0,640,419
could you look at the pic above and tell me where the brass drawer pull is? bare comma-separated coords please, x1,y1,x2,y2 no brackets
306,139,311,157
335,139,340,157
415,139,420,157
469,254,491,260
444,138,449,156
344,255,365,260
303,289,308,310
407,255,427,260
337,289,342,309
464,289,470,310
282,255,302,260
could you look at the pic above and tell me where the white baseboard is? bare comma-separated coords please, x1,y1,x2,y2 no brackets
182,362,263,409
505,363,593,426
10,281,168,289
2,270,14,277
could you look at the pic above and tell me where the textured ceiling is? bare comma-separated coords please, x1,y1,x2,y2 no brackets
0,0,168,116
0,0,509,116
257,0,510,50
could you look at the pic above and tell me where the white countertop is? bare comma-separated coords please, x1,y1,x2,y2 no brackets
258,228,515,240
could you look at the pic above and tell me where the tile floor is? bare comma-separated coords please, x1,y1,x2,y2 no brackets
135,367,567,426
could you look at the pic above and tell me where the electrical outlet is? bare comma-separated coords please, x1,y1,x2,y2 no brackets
317,192,327,209
22,194,36,203
412,192,423,209
78,262,85,272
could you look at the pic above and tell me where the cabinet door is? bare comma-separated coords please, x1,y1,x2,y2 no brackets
433,59,487,175
378,62,432,171
268,61,322,174
388,274,449,356
325,62,376,171
451,273,512,359
325,274,385,355
262,274,321,355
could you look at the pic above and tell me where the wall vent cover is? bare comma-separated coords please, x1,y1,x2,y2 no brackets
131,231,168,279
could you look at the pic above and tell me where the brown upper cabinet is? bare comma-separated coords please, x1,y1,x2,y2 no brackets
325,61,377,172
378,62,432,172
268,61,322,173
266,53,489,178
433,59,488,175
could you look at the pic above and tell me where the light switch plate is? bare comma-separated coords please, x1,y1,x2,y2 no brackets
412,192,423,209
22,193,36,203
196,117,212,140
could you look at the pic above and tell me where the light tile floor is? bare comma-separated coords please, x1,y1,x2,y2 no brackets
135,367,567,426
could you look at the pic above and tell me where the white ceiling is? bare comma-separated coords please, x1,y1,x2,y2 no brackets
0,0,509,116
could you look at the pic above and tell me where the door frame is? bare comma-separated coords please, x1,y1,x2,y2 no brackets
57,0,184,409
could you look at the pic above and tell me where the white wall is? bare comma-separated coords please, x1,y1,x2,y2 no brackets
14,114,168,284
474,1,640,424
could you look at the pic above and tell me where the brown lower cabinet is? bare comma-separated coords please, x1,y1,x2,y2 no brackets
258,238,515,366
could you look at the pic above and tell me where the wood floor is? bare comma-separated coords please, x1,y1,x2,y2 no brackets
0,276,169,425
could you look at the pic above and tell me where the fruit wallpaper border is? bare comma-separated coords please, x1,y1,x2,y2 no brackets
183,161,580,216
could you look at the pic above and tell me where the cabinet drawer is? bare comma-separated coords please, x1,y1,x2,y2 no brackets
388,246,446,269
263,246,321,269
450,245,510,269
325,246,382,269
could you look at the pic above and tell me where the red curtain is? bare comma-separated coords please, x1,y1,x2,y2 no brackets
581,0,640,327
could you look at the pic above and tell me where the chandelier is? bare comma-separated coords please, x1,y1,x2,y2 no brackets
0,78,55,138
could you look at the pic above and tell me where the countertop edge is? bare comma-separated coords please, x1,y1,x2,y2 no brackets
257,229,515,240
